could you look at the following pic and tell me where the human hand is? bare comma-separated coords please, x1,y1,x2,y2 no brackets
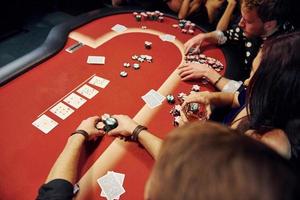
106,115,139,137
181,92,212,119
184,33,205,55
76,116,103,140
177,62,210,81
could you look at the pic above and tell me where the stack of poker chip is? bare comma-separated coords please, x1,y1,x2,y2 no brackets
144,41,152,49
168,85,205,126
172,19,196,35
132,54,153,63
133,11,164,22
185,53,224,72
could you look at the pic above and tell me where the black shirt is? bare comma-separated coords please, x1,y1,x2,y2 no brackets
37,179,74,200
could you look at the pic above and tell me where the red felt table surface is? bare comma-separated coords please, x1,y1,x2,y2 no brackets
0,13,226,200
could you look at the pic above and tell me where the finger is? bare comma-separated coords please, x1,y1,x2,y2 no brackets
179,69,194,78
206,105,212,119
179,110,188,123
181,73,197,81
184,43,192,55
192,45,200,54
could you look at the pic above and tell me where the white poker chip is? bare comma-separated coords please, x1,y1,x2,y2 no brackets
133,63,140,69
120,71,128,77
123,63,130,68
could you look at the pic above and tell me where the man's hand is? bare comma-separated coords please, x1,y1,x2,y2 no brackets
76,116,103,140
178,62,210,81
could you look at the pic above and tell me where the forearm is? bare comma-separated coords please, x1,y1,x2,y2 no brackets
137,130,163,160
46,135,85,184
216,2,237,31
178,0,191,19
208,92,236,107
204,67,230,90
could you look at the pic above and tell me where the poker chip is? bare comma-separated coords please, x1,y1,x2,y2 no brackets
191,85,200,92
123,62,130,68
132,55,139,60
188,30,194,35
135,15,142,22
120,71,128,77
187,103,199,114
166,94,175,104
173,116,181,127
133,63,140,69
103,117,118,132
181,29,187,34
141,26,147,29
144,41,152,49
172,24,179,28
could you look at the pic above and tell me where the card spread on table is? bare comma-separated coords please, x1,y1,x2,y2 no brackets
50,102,74,120
87,56,106,64
76,84,99,99
97,171,126,200
159,34,176,42
100,171,125,199
111,24,127,33
63,93,87,109
32,114,58,134
89,76,110,88
142,89,165,109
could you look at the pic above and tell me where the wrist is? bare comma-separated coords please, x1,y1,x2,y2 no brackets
70,130,89,142
131,125,148,142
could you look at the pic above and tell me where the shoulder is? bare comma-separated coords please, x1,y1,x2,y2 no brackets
246,129,291,159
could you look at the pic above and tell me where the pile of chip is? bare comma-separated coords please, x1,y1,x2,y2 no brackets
168,85,207,126
172,19,196,35
132,54,153,63
185,53,224,72
133,11,164,22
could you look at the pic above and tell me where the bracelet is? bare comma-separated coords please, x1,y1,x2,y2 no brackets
213,76,222,86
71,130,89,141
130,125,148,142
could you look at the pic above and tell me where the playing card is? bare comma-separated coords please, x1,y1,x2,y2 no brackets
87,56,106,64
100,171,125,199
159,34,176,42
76,84,99,99
97,173,125,200
142,93,162,109
32,114,58,134
149,89,165,102
111,24,127,33
89,76,110,88
63,93,87,109
50,102,74,120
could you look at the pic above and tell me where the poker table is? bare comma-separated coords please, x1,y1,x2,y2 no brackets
0,8,234,200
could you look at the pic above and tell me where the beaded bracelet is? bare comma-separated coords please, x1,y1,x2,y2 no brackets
130,125,148,142
71,130,89,141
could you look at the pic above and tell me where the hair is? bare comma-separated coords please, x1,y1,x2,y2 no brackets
240,0,290,23
147,122,299,200
247,31,300,155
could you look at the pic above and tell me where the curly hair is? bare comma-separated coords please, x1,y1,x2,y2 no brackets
240,0,290,23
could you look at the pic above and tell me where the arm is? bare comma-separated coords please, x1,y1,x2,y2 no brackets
188,0,202,15
178,0,191,19
216,0,237,31
46,116,102,184
177,63,232,91
184,30,222,54
182,91,239,109
106,115,163,160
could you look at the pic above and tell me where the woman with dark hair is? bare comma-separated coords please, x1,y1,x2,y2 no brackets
181,31,300,159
